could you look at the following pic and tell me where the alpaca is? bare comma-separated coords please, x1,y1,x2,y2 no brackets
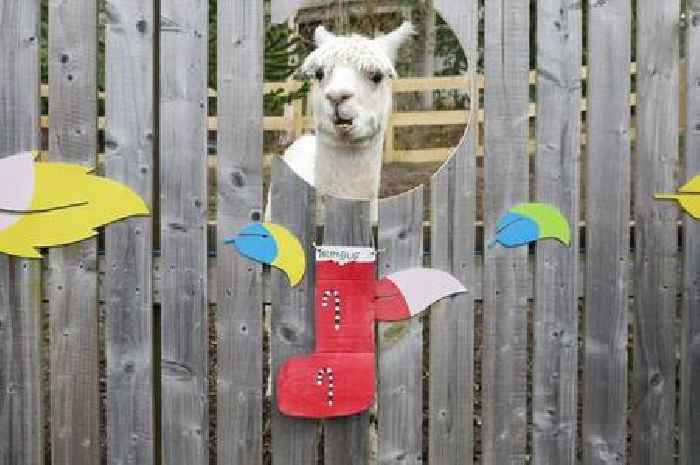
266,22,415,221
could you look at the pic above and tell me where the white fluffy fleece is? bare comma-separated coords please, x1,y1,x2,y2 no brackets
266,22,415,222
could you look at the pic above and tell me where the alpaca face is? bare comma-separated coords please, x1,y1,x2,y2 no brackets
311,63,392,146
299,22,415,149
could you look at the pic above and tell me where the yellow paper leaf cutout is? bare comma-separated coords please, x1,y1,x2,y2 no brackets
679,174,700,193
656,174,700,220
0,159,149,258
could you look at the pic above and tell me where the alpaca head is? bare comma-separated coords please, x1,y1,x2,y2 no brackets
299,22,414,148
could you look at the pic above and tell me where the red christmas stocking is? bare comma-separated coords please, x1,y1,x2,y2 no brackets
277,247,380,418
276,245,463,418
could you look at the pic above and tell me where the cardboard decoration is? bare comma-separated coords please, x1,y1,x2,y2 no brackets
490,202,571,249
225,222,305,286
656,175,700,219
0,151,149,258
229,225,466,419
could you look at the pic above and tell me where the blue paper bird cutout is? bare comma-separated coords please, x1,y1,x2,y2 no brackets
225,222,306,286
489,203,572,249
491,213,540,248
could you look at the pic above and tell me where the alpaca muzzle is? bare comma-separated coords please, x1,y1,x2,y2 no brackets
333,107,354,132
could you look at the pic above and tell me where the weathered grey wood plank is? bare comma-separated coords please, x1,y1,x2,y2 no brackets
323,196,371,465
103,1,155,464
159,1,209,464
47,0,100,463
583,1,631,464
682,2,700,464
217,1,265,464
631,2,680,465
429,1,477,463
481,1,530,464
270,159,319,465
377,187,424,465
0,2,43,464
532,1,582,464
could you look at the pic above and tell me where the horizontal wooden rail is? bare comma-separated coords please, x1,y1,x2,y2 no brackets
39,63,640,98
38,65,649,164
40,95,639,131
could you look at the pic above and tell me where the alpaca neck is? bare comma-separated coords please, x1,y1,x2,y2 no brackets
314,128,384,201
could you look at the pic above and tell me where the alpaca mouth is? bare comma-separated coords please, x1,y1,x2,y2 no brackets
333,117,354,132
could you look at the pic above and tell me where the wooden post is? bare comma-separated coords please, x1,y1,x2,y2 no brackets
159,1,209,464
429,1,478,464
217,1,265,464
377,187,424,465
47,0,100,463
682,2,700,464
583,1,632,464
103,1,155,464
0,2,43,464
532,1,582,464
323,197,372,465
270,159,319,465
631,2,680,465
481,0,530,463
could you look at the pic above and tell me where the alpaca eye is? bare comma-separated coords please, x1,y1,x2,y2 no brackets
315,68,325,81
370,71,384,84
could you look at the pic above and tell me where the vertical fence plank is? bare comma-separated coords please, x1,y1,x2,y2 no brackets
159,1,209,464
217,1,264,465
632,1,680,465
429,1,477,464
682,1,700,464
583,1,631,464
533,1,582,464
47,0,100,463
377,187,424,465
270,159,318,465
0,2,43,464
323,197,371,465
103,1,155,464
482,0,530,464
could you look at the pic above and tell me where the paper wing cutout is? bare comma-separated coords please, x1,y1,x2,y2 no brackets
374,268,466,321
225,222,306,286
656,174,700,219
490,203,571,248
0,152,150,258
0,152,88,213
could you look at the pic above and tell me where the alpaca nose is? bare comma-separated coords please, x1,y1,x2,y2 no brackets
326,90,354,105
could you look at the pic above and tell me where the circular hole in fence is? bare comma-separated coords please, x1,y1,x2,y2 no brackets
263,1,474,208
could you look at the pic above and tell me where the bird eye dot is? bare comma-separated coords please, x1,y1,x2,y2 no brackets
315,68,325,81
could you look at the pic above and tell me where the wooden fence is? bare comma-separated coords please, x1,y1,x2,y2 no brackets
1,1,699,465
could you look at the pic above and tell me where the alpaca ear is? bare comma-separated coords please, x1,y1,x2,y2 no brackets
374,22,415,62
314,25,336,47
